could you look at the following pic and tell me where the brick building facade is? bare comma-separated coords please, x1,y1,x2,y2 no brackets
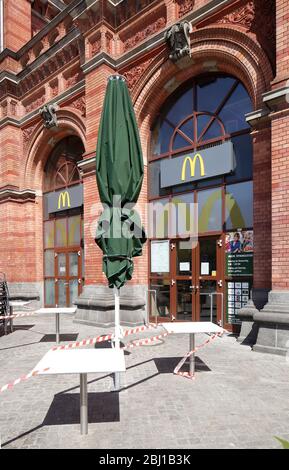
0,0,288,355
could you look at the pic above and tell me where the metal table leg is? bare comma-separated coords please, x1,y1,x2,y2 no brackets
189,333,195,376
10,305,13,333
55,312,60,344
80,373,88,435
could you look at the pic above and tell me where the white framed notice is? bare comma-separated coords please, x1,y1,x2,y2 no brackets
179,262,190,272
201,262,210,275
150,240,170,273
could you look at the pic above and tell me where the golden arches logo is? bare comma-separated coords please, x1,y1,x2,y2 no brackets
58,191,71,210
181,154,206,182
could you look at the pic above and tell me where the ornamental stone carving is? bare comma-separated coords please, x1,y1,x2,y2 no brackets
165,21,191,62
217,1,255,31
39,103,59,128
123,17,166,51
177,0,195,18
123,58,154,90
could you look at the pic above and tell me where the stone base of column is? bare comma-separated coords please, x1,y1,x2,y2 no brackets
253,291,289,356
237,289,269,345
74,284,148,327
8,282,42,311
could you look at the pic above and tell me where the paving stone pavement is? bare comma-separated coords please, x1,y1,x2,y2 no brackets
0,313,289,449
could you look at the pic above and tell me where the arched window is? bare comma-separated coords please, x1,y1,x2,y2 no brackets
151,75,252,158
44,136,84,192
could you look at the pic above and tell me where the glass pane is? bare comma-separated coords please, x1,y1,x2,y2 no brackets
226,181,253,230
225,134,253,183
166,88,193,126
171,193,197,239
148,198,170,239
197,76,236,113
177,280,192,321
152,119,175,155
55,219,67,247
45,279,55,306
69,252,78,277
200,118,223,142
148,160,171,198
200,280,217,323
198,188,222,233
172,132,191,151
176,241,192,275
57,253,66,276
149,279,170,318
57,280,66,307
200,239,216,276
44,250,55,277
82,247,85,277
44,221,54,249
69,279,78,307
219,83,252,133
68,215,81,246
43,194,49,220
178,118,194,141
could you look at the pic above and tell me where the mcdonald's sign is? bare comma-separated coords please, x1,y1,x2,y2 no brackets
181,154,206,181
58,191,71,210
160,141,235,188
47,184,83,214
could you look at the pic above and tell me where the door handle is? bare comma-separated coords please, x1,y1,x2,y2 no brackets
78,279,82,285
218,280,223,288
171,279,176,286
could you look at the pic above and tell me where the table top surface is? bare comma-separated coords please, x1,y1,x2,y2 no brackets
34,349,126,375
161,322,224,334
35,307,77,314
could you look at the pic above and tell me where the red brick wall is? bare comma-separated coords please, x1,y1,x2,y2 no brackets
3,0,31,52
252,125,272,290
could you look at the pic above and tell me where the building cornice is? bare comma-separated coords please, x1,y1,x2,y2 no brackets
0,80,85,128
263,86,289,111
0,188,37,203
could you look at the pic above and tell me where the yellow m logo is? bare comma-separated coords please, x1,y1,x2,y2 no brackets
181,154,206,182
58,191,71,210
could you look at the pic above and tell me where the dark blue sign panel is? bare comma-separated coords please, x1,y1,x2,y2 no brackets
160,141,235,188
47,184,83,214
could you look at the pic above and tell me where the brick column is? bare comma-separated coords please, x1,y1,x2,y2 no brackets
3,0,31,52
251,0,289,355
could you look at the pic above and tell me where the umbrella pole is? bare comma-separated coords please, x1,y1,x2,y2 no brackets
113,287,121,391
114,287,120,349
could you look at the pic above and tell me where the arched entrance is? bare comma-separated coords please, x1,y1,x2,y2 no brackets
43,136,85,307
148,74,253,329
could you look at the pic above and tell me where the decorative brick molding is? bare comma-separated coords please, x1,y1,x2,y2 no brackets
177,0,196,18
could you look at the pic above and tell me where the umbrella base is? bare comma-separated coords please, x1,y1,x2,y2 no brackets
73,284,147,328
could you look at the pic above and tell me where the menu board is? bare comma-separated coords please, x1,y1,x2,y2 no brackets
227,281,251,325
150,240,170,273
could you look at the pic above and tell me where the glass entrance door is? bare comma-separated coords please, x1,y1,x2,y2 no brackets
170,236,224,323
55,250,82,307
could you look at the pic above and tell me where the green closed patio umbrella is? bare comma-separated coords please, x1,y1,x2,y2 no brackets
95,75,146,365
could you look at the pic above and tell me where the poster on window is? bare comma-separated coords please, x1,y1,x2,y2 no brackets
225,230,253,277
150,240,170,273
227,281,252,324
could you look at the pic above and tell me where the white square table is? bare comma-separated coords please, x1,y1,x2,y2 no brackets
34,348,126,434
35,307,77,344
161,322,224,376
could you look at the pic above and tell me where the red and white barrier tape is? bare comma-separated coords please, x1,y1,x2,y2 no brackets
52,323,158,352
174,333,223,380
0,368,50,393
125,331,170,349
0,323,159,393
0,311,36,321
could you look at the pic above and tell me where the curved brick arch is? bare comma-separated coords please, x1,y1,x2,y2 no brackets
133,26,273,159
24,108,86,190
